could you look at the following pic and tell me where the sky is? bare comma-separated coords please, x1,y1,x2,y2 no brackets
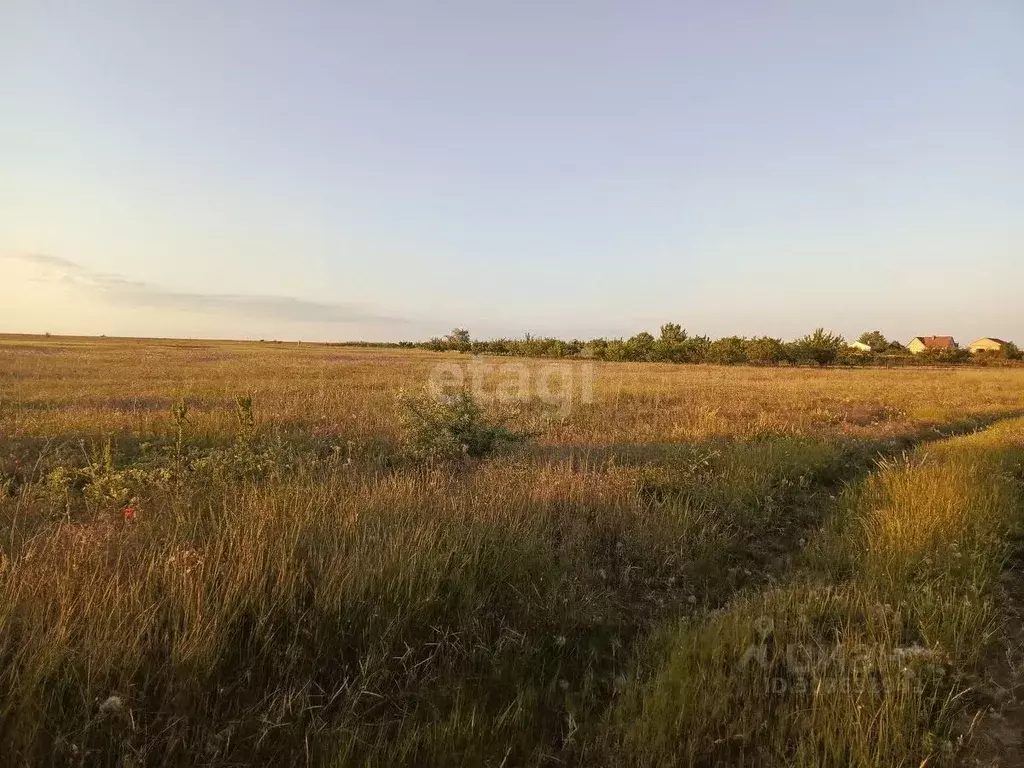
2,0,1022,344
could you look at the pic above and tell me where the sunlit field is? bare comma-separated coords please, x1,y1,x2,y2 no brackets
2,334,1024,766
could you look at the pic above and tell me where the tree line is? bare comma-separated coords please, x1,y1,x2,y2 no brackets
335,325,1022,366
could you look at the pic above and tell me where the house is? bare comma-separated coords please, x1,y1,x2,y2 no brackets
848,341,873,352
907,336,957,354
968,337,1008,354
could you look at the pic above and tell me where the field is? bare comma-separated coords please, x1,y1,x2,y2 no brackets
2,335,1024,766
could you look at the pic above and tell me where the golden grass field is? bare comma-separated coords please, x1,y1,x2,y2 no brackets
2,334,1024,766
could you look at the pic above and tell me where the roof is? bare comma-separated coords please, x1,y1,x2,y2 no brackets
968,337,1008,346
910,336,957,350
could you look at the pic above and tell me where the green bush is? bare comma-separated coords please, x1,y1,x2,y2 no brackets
792,328,846,367
707,336,749,365
399,389,527,462
915,348,971,365
745,336,789,366
625,332,657,361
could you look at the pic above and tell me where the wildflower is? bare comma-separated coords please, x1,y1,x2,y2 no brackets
123,507,136,521
687,595,697,605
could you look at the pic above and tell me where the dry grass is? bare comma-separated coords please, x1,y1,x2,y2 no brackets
1,334,1023,766
611,419,1024,766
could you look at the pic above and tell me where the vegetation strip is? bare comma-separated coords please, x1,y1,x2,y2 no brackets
347,325,1023,367
605,418,1024,766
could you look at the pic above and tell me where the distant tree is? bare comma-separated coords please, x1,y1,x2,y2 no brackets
745,336,789,366
445,328,472,352
564,339,579,358
659,323,688,343
1005,341,1023,361
681,335,711,363
793,328,846,367
625,332,657,362
583,338,609,360
446,328,471,344
707,336,749,365
603,339,629,361
652,323,689,362
857,330,889,353
547,339,568,358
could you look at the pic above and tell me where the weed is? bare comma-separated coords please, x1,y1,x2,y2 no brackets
399,388,528,462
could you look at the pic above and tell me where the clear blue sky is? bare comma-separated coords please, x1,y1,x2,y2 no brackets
2,1,1021,343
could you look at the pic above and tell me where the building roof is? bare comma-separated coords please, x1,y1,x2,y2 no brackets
910,336,957,350
968,337,1008,346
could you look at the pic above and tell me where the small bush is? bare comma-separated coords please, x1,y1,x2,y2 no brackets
399,388,528,462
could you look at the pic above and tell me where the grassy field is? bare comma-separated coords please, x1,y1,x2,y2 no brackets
2,335,1024,766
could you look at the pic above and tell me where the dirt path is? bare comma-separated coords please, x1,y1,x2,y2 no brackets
963,551,1024,766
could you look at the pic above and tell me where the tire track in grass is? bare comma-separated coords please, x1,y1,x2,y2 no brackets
596,416,1024,767
525,412,1024,766
645,410,1024,617
539,411,1024,766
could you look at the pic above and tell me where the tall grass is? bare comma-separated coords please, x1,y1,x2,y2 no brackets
1,336,1024,765
609,419,1024,766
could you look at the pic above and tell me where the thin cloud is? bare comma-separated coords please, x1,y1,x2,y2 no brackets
6,253,406,325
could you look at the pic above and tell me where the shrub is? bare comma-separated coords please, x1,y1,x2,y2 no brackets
625,332,657,362
707,336,749,365
792,328,846,367
682,335,711,363
915,348,971,365
399,389,527,462
745,336,789,366
836,347,871,366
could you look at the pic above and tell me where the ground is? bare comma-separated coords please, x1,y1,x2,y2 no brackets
2,335,1024,766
